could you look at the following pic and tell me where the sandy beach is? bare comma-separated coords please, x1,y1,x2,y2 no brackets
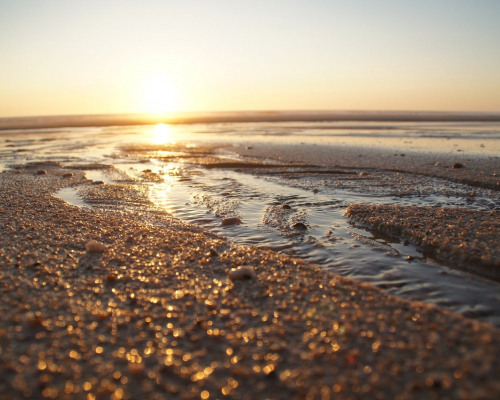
1,123,500,399
3,0,500,398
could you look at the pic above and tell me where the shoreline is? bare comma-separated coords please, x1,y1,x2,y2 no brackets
1,149,500,398
2,110,500,131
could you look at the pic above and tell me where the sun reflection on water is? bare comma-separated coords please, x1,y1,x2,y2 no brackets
152,123,175,144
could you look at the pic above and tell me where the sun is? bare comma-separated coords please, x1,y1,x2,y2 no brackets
142,75,177,114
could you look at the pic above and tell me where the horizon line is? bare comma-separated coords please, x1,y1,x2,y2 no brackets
2,109,500,131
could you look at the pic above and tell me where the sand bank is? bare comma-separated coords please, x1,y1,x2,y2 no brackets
1,163,500,399
346,204,500,281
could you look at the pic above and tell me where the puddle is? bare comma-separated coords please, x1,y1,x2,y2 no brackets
54,187,88,208
84,170,115,184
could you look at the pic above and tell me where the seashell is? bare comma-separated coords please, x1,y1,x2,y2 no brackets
221,217,242,226
228,266,255,281
85,240,106,253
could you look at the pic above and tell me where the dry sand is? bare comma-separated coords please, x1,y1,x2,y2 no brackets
1,160,500,399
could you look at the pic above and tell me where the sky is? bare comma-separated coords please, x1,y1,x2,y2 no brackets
1,0,500,117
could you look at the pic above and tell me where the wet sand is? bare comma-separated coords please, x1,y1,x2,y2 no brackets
346,205,500,280
233,143,500,190
1,155,500,399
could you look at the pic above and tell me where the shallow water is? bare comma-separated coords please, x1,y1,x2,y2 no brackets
115,161,500,327
2,122,500,327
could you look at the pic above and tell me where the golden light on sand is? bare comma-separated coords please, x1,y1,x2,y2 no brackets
143,75,177,114
152,123,174,144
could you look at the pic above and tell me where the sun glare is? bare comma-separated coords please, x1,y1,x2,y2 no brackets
143,75,177,114
152,123,174,144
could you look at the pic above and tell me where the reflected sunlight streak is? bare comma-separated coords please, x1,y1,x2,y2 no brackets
152,123,175,144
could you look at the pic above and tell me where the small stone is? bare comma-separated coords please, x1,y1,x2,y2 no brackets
37,170,47,175
246,146,253,150
282,204,292,210
359,171,369,177
228,266,256,281
63,173,74,178
85,240,106,253
292,222,308,230
208,248,219,257
93,180,104,185
453,163,463,169
143,169,152,173
435,162,441,166
221,217,242,226
313,188,319,194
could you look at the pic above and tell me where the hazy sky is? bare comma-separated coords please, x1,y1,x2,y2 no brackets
1,0,500,117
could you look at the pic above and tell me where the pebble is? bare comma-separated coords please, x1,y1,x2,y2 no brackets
85,240,106,253
221,217,242,226
63,173,74,178
228,266,256,281
282,204,292,210
292,222,308,230
37,170,47,175
453,163,464,169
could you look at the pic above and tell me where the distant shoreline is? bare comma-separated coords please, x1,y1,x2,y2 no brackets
2,110,500,131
